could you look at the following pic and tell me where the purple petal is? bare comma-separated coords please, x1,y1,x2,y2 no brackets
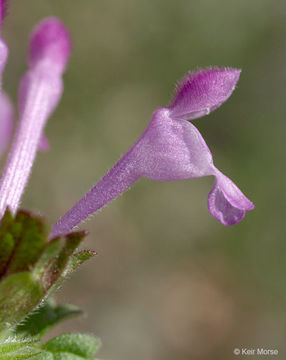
135,108,214,180
0,92,13,157
51,151,141,238
168,67,241,121
0,18,70,217
208,170,254,226
51,108,215,237
0,38,8,84
0,0,8,85
52,69,253,236
29,17,71,74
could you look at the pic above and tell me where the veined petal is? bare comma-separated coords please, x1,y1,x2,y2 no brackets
208,169,254,226
0,92,13,157
0,18,71,218
168,67,241,121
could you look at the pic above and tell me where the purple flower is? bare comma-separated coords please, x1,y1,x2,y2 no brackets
0,0,13,158
51,68,254,237
0,17,71,217
0,92,13,157
0,0,8,84
0,9,254,239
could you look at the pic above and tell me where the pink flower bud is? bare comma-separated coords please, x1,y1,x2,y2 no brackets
28,17,71,74
0,18,71,217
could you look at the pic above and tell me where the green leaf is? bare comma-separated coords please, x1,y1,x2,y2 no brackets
0,210,16,275
33,238,65,280
0,210,47,278
65,250,97,275
44,354,83,360
29,353,54,360
0,234,14,276
7,211,47,273
0,338,36,354
0,210,95,331
16,300,82,338
42,334,100,359
41,232,87,292
0,272,44,330
0,335,41,359
0,331,101,360
0,328,101,360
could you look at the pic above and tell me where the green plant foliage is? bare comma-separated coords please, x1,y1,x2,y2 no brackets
16,300,83,338
29,354,54,360
7,211,47,274
0,209,95,332
0,332,100,360
63,250,96,276
0,272,44,329
0,209,99,359
0,335,41,359
42,334,101,359
41,231,87,292
0,210,47,277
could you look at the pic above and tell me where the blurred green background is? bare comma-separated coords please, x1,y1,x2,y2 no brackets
3,0,286,359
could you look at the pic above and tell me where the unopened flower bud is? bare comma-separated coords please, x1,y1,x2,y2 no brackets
28,17,71,74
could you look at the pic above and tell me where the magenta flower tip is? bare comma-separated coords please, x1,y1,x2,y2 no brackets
29,17,71,74
169,67,241,121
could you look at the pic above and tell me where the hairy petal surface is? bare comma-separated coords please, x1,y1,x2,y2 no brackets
52,67,253,236
0,18,71,217
52,107,253,237
169,67,241,120
51,108,214,237
51,151,140,238
0,92,13,157
132,108,214,180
